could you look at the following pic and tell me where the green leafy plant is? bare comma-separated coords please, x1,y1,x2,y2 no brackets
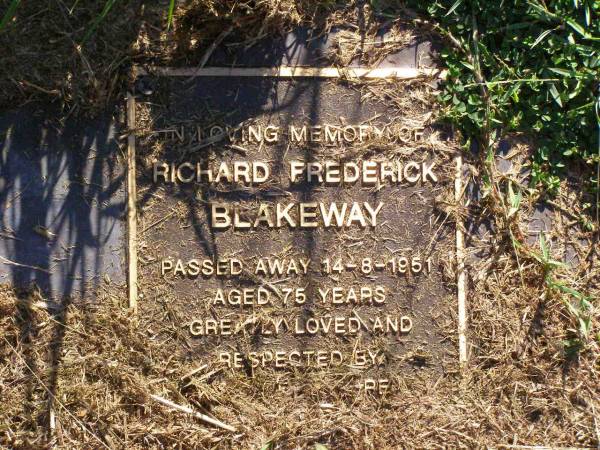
398,0,600,194
507,180,522,218
531,233,592,344
378,0,599,351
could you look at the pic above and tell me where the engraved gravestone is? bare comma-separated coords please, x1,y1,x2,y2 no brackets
132,36,457,394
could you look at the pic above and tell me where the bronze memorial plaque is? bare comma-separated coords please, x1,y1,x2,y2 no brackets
133,72,458,397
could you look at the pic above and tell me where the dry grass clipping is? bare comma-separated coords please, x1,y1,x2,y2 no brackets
0,1,599,449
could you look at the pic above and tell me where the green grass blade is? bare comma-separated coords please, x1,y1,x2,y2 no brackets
531,28,553,48
445,0,462,16
548,67,571,77
0,0,22,32
167,0,176,30
566,18,587,38
548,83,563,107
70,0,82,14
81,0,118,44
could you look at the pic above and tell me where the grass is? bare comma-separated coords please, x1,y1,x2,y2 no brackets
2,0,596,208
0,1,598,448
167,0,176,30
80,0,119,44
400,0,600,196
0,0,19,32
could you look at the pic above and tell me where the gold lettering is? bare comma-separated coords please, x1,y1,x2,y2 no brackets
290,125,307,142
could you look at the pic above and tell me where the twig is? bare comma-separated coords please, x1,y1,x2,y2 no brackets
0,255,52,274
5,180,33,209
180,364,208,381
19,79,61,96
149,394,236,432
141,210,176,235
498,446,593,449
546,199,580,223
187,131,228,152
0,231,22,241
592,402,600,450
49,408,56,439
14,297,63,312
228,144,248,155
186,25,234,82
463,77,560,88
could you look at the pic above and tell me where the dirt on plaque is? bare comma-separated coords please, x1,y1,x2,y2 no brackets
133,76,458,391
